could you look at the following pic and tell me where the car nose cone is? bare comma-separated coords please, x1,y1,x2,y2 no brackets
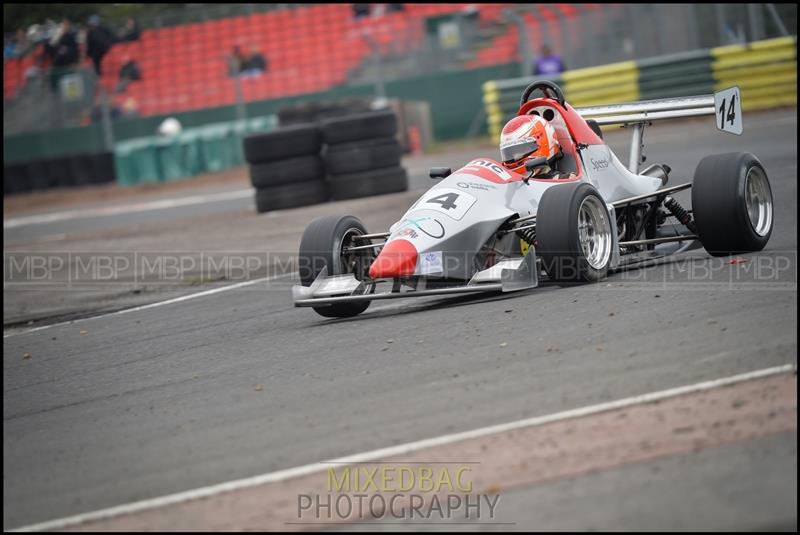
369,239,418,278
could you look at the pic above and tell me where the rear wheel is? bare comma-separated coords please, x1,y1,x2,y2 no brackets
536,182,613,282
691,152,773,256
298,215,374,318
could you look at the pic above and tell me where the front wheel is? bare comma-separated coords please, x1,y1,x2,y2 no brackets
691,152,773,256
536,182,614,283
298,215,374,318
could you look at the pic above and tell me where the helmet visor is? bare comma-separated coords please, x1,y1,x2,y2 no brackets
500,139,538,165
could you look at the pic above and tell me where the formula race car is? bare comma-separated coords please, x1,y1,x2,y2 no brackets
292,81,774,318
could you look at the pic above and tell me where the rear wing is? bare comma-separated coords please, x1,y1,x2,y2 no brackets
575,87,742,135
575,87,743,172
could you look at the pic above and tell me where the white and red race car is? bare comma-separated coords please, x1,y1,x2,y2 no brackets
293,81,773,318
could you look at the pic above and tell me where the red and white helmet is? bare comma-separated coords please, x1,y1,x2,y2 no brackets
499,115,559,174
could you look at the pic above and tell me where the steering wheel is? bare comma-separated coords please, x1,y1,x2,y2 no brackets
520,80,566,108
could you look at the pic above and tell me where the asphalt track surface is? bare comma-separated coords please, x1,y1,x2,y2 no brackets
3,109,797,530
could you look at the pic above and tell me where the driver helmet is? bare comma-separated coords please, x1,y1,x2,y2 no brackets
499,114,560,175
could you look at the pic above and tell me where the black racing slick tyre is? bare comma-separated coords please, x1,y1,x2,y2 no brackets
249,155,324,188
325,137,403,175
328,166,408,201
536,182,614,283
691,152,773,256
298,215,373,318
254,181,328,213
243,124,322,164
321,109,398,145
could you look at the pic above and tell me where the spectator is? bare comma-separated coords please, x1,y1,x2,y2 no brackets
90,101,122,123
118,17,141,43
85,14,116,76
4,29,32,61
43,19,80,91
115,56,142,93
4,33,18,61
88,96,138,124
30,20,58,46
227,44,248,77
121,96,139,118
532,45,565,76
47,19,80,68
387,4,405,13
23,54,45,80
241,45,267,77
353,4,371,19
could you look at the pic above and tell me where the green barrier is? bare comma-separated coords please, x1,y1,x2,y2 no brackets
198,125,229,173
638,49,714,100
113,115,277,186
180,131,204,177
114,139,160,186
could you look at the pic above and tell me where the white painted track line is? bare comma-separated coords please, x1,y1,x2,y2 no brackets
9,363,796,532
3,272,293,339
3,189,254,229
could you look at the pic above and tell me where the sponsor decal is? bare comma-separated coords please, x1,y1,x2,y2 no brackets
391,227,418,240
456,181,496,191
463,159,513,181
395,217,446,239
418,251,443,275
590,157,609,171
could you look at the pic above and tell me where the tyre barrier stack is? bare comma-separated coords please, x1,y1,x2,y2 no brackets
277,98,374,127
4,151,116,195
243,124,327,213
321,109,408,201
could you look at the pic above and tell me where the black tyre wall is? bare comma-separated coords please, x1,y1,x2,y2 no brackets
325,137,402,175
244,124,322,164
328,166,408,201
4,164,31,194
321,110,398,145
250,155,324,188
254,180,328,213
88,152,116,184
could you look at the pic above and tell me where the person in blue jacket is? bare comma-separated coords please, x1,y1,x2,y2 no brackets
533,45,565,76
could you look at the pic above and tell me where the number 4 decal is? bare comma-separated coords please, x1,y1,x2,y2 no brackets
714,86,742,135
413,188,477,221
427,192,459,210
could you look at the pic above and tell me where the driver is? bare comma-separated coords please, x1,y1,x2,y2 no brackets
499,115,573,179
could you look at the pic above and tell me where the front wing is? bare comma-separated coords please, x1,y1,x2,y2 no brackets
292,249,539,308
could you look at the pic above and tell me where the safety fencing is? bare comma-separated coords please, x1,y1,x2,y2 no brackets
483,36,797,141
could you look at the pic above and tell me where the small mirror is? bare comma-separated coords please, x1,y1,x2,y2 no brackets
429,167,451,179
524,157,548,172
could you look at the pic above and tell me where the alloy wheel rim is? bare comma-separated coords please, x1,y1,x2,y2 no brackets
744,166,773,237
577,195,612,270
